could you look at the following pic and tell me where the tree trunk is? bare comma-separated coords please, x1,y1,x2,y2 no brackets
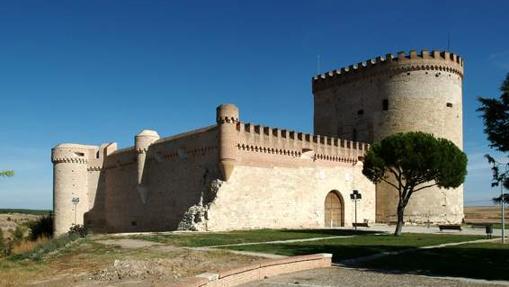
394,203,405,236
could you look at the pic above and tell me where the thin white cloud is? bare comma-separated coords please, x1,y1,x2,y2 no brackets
489,50,509,70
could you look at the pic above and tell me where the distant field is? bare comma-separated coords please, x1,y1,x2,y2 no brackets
464,206,508,224
0,209,51,215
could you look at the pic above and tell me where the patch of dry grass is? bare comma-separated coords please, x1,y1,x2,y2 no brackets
11,236,50,255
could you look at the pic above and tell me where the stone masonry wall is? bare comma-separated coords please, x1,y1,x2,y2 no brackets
84,126,220,233
313,50,464,224
54,104,374,234
207,162,375,231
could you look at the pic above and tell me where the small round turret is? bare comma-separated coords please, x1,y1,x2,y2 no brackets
216,104,239,181
216,104,239,124
135,130,160,185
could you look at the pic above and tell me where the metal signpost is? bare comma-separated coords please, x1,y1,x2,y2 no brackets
350,190,362,230
501,179,506,244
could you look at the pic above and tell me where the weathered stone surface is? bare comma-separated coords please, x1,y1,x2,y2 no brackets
313,50,464,224
51,49,464,235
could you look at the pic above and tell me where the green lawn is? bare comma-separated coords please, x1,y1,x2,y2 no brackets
221,233,485,260
364,241,509,281
129,229,375,247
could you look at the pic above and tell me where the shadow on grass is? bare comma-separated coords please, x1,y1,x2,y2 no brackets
223,235,507,281
276,229,379,236
226,242,416,260
359,245,509,281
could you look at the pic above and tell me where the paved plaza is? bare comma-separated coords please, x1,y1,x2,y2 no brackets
242,267,509,287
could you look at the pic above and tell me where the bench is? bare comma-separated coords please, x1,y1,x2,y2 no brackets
438,224,462,231
352,222,369,228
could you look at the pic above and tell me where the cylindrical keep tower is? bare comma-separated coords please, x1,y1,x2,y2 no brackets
51,144,91,236
216,104,239,181
312,50,464,224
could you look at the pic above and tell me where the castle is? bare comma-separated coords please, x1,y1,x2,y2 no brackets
51,50,464,235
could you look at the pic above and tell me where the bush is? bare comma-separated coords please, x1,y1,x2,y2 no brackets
0,229,6,256
68,224,88,238
28,214,53,240
11,226,25,243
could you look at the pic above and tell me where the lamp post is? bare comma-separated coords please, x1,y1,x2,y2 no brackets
350,190,362,230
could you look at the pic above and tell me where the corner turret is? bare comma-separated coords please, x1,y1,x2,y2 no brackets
51,144,96,235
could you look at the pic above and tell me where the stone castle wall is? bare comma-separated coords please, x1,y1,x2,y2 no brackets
207,164,375,231
52,105,373,235
312,50,464,224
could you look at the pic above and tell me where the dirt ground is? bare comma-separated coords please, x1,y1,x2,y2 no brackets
464,206,508,224
0,236,265,287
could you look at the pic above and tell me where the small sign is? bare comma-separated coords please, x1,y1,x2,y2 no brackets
72,197,80,204
350,190,362,200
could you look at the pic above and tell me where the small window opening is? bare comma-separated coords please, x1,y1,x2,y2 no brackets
446,102,453,108
96,151,100,159
352,129,357,141
131,221,137,226
382,99,389,111
74,152,85,157
357,109,364,115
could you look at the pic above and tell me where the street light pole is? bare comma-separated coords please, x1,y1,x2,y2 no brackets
350,190,362,230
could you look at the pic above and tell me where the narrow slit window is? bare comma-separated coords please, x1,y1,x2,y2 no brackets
382,99,389,111
446,102,453,108
352,129,357,141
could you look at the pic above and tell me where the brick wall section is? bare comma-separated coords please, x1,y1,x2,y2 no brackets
173,253,332,287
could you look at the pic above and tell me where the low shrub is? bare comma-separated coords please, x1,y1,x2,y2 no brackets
68,224,88,238
28,214,53,240
11,226,25,243
0,229,6,256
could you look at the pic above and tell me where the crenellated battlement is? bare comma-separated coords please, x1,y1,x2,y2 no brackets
51,143,99,165
312,50,464,92
236,121,368,163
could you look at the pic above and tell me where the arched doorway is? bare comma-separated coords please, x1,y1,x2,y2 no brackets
324,191,344,227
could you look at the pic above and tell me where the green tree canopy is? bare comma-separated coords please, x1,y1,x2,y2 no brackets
0,170,14,177
362,132,467,236
478,73,509,190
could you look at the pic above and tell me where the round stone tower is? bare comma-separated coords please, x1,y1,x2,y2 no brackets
51,144,92,235
312,50,464,224
216,104,239,181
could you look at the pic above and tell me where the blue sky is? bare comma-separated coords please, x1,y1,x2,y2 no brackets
0,1,508,209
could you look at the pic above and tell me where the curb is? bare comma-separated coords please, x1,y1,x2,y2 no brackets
172,253,332,287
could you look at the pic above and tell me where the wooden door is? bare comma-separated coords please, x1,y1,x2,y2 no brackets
325,191,343,227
